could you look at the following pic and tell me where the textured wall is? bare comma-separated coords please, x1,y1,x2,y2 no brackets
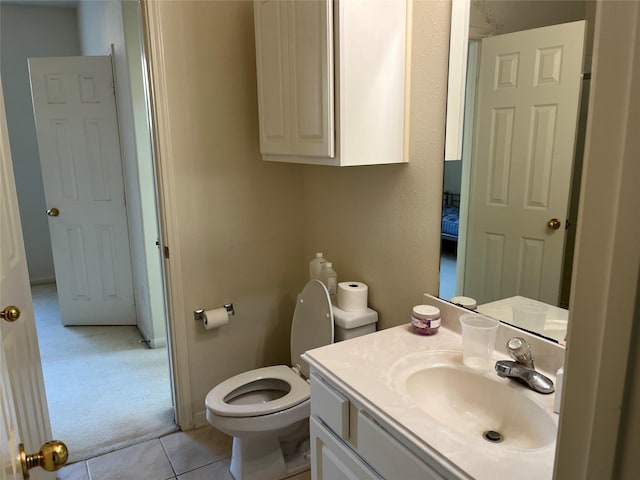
146,0,450,423
144,0,307,420
300,1,450,330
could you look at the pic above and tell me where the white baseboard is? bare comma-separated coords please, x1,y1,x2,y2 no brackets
192,410,208,429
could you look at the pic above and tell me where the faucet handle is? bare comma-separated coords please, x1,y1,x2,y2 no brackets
506,337,534,368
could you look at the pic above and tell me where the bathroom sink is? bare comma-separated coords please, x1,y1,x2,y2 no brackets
387,350,557,451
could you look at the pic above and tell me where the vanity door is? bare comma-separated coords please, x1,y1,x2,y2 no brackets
310,417,381,480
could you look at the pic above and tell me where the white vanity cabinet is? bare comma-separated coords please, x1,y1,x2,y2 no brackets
253,0,409,166
309,372,448,480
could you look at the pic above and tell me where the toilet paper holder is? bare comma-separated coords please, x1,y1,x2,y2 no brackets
194,303,235,322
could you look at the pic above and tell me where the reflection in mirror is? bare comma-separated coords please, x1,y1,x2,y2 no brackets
440,0,595,342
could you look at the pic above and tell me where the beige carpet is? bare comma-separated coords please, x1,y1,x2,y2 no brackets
32,284,177,462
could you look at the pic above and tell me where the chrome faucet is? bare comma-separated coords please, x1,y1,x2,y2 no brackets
495,337,555,394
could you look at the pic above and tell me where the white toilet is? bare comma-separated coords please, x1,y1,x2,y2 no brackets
205,279,377,480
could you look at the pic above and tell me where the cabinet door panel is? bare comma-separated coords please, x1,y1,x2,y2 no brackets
289,0,335,157
254,0,291,154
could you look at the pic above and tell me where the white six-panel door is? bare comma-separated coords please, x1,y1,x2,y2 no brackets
1,76,54,480
464,21,586,305
28,57,135,326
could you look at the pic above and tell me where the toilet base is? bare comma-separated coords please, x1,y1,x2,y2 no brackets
229,420,310,480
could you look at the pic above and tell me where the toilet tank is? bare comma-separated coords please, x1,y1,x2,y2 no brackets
332,305,378,341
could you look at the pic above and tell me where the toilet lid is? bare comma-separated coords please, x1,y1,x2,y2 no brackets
290,280,334,378
205,365,310,417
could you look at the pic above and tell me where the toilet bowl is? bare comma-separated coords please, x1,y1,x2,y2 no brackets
205,280,376,480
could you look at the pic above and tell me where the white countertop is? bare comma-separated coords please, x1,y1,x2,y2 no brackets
477,296,568,342
304,323,559,480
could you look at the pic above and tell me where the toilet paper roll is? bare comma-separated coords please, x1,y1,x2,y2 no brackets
336,282,368,312
203,307,229,330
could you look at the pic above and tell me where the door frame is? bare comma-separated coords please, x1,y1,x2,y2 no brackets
140,1,192,429
555,1,640,476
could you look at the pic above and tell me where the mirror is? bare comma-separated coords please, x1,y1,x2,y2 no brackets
440,0,595,342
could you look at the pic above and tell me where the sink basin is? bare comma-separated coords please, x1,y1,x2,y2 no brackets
387,350,557,451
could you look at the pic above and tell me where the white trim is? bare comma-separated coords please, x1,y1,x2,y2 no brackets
444,0,470,161
454,39,479,296
140,0,193,430
555,1,640,477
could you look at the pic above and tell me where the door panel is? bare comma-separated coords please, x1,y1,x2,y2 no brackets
464,21,586,305
28,56,135,326
1,76,54,479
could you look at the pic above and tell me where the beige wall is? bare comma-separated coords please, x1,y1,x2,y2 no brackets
145,1,640,474
300,1,449,330
144,1,307,421
145,0,448,423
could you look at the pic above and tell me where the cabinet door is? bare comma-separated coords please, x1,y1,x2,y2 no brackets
310,417,380,480
357,411,445,479
336,0,408,166
254,0,334,158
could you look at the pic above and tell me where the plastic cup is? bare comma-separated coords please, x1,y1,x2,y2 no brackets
511,302,547,332
459,314,500,370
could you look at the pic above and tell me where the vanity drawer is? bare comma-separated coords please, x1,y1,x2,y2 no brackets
310,373,349,439
357,411,444,480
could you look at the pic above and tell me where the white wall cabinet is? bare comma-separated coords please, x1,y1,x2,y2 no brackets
309,372,448,480
253,0,409,166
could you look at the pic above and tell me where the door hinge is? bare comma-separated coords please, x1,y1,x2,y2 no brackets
163,246,170,259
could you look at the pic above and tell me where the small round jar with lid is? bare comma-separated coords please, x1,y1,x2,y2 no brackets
450,295,477,310
411,305,441,335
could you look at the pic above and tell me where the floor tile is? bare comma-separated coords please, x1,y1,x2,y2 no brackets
86,439,174,480
176,459,233,480
56,461,89,480
160,427,232,475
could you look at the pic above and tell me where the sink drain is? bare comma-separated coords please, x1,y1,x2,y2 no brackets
482,430,504,443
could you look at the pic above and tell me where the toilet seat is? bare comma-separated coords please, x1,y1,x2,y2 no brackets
206,365,309,417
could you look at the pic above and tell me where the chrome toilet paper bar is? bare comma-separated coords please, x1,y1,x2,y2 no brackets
194,303,235,322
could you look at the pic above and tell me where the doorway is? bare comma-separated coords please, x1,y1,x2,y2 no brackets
0,1,175,462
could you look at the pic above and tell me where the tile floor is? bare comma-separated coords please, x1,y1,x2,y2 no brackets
56,426,311,480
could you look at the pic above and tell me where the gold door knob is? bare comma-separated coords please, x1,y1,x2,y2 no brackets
546,218,561,230
20,441,68,479
46,207,59,217
1,305,20,322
